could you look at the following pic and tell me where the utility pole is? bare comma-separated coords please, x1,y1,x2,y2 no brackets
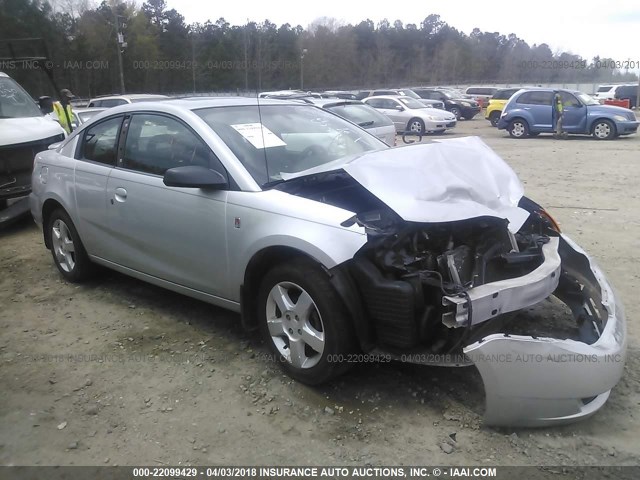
112,6,126,94
300,48,307,90
244,20,249,93
191,32,196,94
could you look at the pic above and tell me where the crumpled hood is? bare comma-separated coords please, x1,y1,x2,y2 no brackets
283,136,530,232
342,137,529,232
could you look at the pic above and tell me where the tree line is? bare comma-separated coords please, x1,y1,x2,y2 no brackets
1,0,637,99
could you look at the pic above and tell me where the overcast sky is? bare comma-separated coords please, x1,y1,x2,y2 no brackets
166,0,640,65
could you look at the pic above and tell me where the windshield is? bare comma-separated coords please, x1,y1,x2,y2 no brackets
397,89,421,99
0,77,43,119
326,103,393,128
195,104,386,187
397,97,426,109
576,92,600,106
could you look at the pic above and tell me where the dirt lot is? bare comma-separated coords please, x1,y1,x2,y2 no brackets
1,118,639,470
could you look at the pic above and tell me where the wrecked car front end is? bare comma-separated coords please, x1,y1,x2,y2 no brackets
275,136,626,427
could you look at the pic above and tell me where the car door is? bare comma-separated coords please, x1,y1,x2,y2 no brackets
559,92,587,133
380,99,406,130
73,115,124,257
518,91,554,131
105,112,230,296
365,99,400,131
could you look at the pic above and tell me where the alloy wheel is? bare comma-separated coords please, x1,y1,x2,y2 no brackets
51,219,76,272
265,281,325,369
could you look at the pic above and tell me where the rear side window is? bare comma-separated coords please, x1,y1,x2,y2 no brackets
597,86,613,93
81,116,123,166
516,91,553,106
372,90,395,96
493,89,518,100
467,87,495,95
123,114,220,176
88,100,100,107
365,98,385,108
100,99,127,107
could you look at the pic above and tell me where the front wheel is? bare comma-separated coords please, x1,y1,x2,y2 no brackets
407,118,425,135
47,209,94,282
592,119,616,140
450,107,461,120
258,258,355,385
508,119,529,138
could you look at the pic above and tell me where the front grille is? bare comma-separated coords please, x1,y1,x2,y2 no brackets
0,134,64,199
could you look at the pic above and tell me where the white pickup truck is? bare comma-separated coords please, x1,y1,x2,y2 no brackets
0,71,65,225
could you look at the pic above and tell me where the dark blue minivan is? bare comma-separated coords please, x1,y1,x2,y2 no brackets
497,88,639,140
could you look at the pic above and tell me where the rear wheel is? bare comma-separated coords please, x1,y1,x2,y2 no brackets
47,209,94,282
592,119,616,140
489,111,501,127
508,119,529,138
258,258,355,385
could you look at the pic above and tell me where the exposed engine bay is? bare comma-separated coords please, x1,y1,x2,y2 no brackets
276,170,600,355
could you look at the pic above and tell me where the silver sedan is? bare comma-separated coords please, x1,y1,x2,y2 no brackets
30,98,626,427
363,95,457,134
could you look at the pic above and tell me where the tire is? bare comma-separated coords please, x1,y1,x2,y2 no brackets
450,107,461,120
489,111,501,127
47,208,94,282
257,258,356,385
407,118,425,135
592,119,616,140
508,119,529,138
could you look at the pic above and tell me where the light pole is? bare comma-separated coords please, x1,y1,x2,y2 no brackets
112,7,126,94
300,48,307,90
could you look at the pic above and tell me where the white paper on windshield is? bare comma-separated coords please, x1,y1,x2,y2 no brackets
342,136,530,233
231,123,286,149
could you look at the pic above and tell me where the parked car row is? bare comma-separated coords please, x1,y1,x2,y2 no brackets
258,89,458,137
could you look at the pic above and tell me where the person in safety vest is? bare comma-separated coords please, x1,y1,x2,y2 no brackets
552,92,567,139
53,89,75,134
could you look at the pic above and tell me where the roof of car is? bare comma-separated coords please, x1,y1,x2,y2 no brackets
90,94,169,101
74,107,108,113
363,95,409,102
90,97,314,115
308,98,363,108
0,72,9,78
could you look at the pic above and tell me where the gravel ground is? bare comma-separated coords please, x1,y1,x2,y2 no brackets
1,118,639,471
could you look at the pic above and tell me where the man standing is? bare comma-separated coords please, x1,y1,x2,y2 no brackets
53,89,75,134
552,92,567,139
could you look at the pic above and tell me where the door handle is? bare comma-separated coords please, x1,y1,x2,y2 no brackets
114,187,127,203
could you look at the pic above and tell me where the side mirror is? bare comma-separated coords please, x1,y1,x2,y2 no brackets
395,105,405,111
163,165,228,189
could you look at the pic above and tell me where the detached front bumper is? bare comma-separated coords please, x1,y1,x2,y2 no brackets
464,234,627,427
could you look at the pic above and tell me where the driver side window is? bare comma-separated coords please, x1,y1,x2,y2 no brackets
560,92,581,108
123,114,220,176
